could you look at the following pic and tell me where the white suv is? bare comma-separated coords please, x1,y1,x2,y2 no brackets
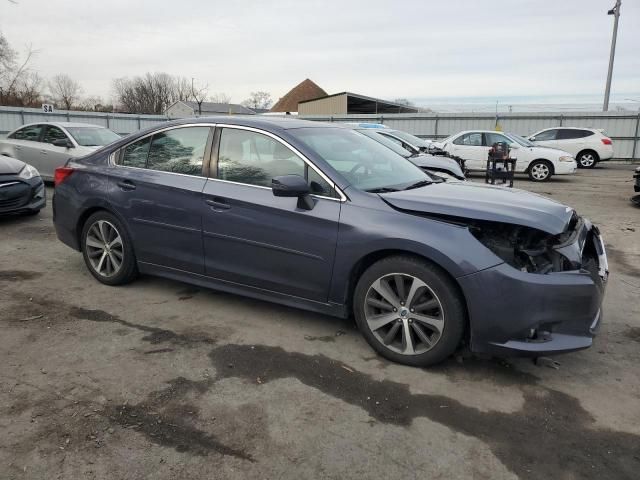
528,127,613,169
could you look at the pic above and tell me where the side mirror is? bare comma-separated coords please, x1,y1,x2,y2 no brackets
272,175,314,210
528,136,536,142
509,143,520,150
53,139,74,148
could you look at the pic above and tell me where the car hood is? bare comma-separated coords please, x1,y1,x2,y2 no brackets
380,181,574,234
408,154,465,179
0,155,25,175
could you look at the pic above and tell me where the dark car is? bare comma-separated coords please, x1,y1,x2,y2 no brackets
632,167,640,206
52,117,608,366
0,156,46,216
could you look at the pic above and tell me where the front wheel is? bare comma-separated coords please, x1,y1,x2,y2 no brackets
353,256,466,367
81,211,138,285
528,160,553,182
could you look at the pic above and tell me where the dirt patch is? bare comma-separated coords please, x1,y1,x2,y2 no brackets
625,327,640,342
0,270,43,281
18,225,55,236
177,287,201,301
304,334,336,343
605,246,640,277
209,344,640,480
107,377,253,461
69,307,217,347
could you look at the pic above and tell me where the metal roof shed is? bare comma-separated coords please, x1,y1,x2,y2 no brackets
298,92,419,115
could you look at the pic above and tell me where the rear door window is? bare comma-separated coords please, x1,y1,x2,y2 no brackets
9,124,43,142
453,132,483,146
557,129,593,140
147,126,210,176
120,136,151,168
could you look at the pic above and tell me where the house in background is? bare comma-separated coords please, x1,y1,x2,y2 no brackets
165,100,255,119
270,79,327,114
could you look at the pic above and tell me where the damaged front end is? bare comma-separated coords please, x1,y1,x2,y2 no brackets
458,211,609,355
468,212,608,283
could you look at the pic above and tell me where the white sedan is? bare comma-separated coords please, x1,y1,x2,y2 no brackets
433,130,576,182
0,122,120,181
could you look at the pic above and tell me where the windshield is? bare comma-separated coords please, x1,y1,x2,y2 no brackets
66,127,120,147
506,133,535,147
356,129,413,157
290,127,430,192
387,130,428,147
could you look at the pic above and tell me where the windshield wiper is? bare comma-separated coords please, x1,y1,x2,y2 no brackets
366,187,400,193
403,179,433,190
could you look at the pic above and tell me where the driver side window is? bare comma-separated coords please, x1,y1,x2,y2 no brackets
43,126,70,145
217,128,336,197
533,129,557,141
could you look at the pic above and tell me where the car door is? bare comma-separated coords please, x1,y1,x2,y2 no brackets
38,125,76,180
109,125,213,274
529,128,559,149
555,129,588,157
201,126,341,302
4,124,45,167
447,132,486,170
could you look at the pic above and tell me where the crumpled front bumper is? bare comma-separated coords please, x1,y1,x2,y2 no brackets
459,223,608,357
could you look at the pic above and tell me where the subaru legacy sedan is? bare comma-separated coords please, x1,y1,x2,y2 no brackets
52,117,607,366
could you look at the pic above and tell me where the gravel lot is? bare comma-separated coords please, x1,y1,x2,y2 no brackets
1,165,639,479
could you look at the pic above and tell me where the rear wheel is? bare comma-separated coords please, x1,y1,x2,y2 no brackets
81,211,137,285
577,150,598,169
353,256,466,367
528,160,553,182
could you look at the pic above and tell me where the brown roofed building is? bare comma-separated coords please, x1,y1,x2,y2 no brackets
270,79,327,113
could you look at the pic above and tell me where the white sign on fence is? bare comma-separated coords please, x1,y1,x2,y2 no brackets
41,104,54,113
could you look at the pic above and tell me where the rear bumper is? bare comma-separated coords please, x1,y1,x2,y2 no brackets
459,226,607,357
598,146,614,161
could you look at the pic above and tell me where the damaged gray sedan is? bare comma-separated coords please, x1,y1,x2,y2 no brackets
53,118,608,366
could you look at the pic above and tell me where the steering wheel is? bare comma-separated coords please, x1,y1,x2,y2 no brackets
349,163,372,175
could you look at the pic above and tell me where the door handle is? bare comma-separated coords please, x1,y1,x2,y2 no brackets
117,180,137,191
40,150,48,155
14,146,21,150
205,198,231,211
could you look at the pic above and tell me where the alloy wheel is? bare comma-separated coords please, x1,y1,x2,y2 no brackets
579,153,596,168
364,273,445,355
530,163,550,181
85,220,124,277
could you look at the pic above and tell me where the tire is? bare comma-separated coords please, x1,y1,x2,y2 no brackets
576,150,598,169
528,160,553,182
80,211,137,286
353,256,466,367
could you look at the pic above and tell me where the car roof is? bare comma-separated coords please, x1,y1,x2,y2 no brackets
18,121,109,129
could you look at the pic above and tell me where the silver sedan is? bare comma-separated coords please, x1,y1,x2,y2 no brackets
0,122,121,181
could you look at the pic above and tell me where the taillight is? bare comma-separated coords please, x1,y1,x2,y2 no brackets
54,167,74,186
601,138,612,145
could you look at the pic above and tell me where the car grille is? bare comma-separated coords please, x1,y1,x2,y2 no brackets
0,180,30,210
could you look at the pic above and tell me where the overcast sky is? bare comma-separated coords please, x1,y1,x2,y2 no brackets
1,0,638,105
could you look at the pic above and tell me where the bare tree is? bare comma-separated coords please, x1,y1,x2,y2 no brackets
210,92,231,104
49,74,82,110
191,78,208,116
241,91,272,110
112,73,196,114
0,32,42,106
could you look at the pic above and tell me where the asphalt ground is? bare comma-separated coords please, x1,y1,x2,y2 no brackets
1,164,639,479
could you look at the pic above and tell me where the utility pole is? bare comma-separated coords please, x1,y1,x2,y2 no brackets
603,0,621,111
